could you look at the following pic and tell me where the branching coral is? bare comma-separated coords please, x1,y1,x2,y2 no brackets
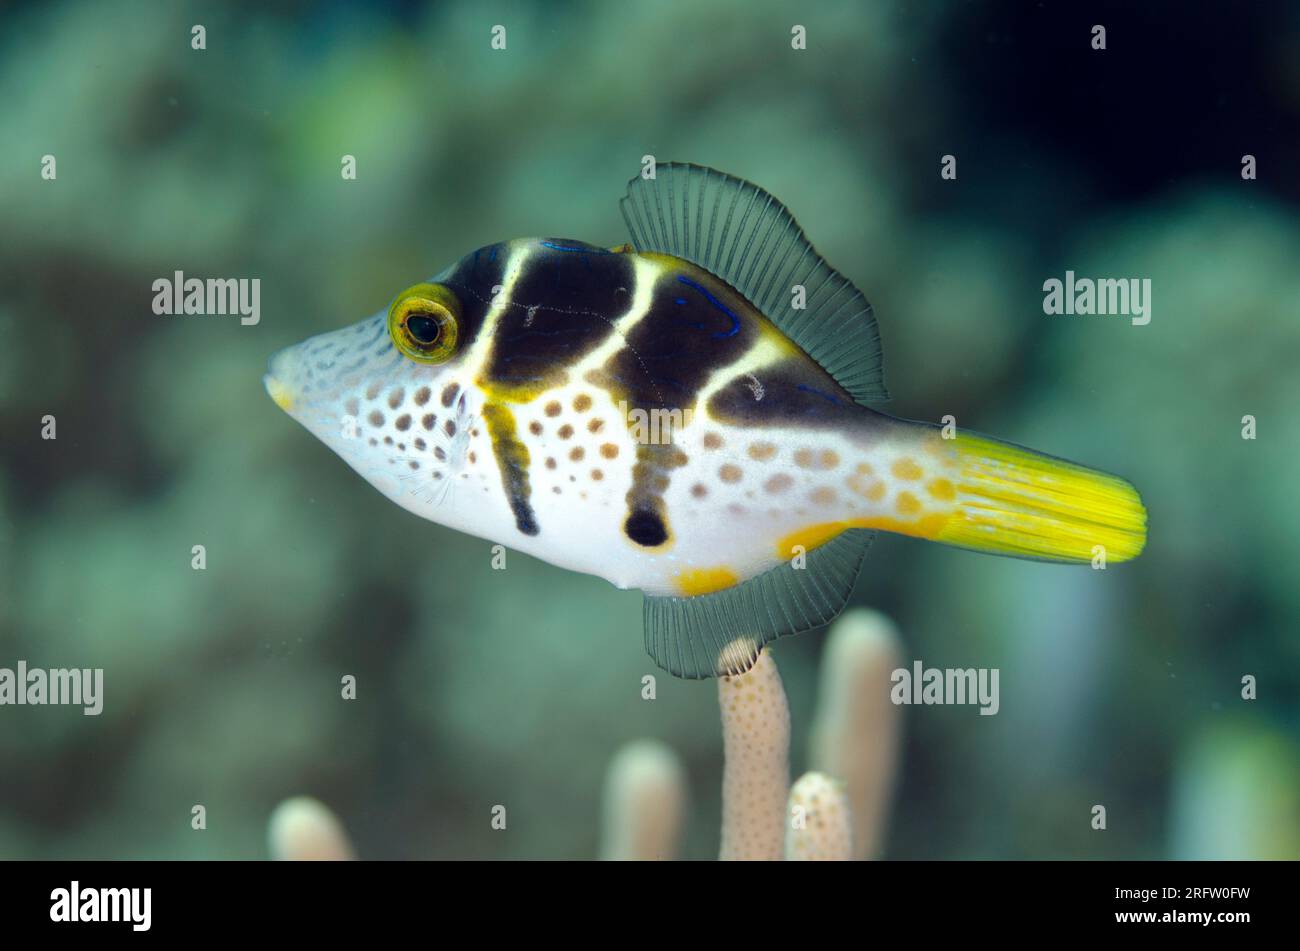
718,648,791,860
598,739,688,861
808,609,903,859
267,608,902,861
593,607,903,861
712,608,902,861
785,772,853,861
267,796,355,861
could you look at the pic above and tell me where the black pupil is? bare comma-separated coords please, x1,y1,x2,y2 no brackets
406,313,441,345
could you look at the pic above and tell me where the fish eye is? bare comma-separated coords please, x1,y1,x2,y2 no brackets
388,283,460,364
406,313,442,344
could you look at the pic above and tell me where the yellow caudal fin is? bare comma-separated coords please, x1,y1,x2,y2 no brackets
934,432,1147,563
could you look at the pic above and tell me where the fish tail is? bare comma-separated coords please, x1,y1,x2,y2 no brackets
932,429,1147,563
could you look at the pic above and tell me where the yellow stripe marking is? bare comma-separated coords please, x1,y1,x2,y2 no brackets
675,566,739,596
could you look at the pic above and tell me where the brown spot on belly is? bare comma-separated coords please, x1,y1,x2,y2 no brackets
719,464,743,483
794,447,839,470
528,420,543,436
892,458,924,481
413,386,431,406
573,394,592,412
764,474,793,494
545,400,562,417
748,441,777,461
896,491,922,516
811,486,838,505
570,447,585,461
928,478,956,501
387,388,405,409
600,443,619,459
588,418,605,434
441,383,460,408
703,432,724,450
395,414,411,431
847,463,886,500
557,424,574,439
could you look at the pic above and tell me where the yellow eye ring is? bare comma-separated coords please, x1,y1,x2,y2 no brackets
387,283,460,364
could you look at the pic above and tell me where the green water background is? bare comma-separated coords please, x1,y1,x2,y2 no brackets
1,0,1298,859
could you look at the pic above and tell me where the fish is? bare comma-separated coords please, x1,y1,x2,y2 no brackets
265,163,1147,678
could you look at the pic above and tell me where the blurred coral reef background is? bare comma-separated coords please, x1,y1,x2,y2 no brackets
1,0,1297,859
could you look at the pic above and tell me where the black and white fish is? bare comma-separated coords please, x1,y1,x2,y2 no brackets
265,164,1146,677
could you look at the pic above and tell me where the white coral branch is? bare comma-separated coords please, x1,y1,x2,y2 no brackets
599,739,687,861
268,611,904,861
785,771,853,861
267,796,355,861
718,645,791,861
809,608,903,859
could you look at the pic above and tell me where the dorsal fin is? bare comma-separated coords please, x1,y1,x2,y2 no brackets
619,162,887,403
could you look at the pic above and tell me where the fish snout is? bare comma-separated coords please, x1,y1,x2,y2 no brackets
263,348,300,413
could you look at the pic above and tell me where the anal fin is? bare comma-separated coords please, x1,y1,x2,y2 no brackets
642,528,874,679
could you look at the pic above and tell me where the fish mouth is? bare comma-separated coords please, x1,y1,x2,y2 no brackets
264,344,304,414
263,372,297,413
